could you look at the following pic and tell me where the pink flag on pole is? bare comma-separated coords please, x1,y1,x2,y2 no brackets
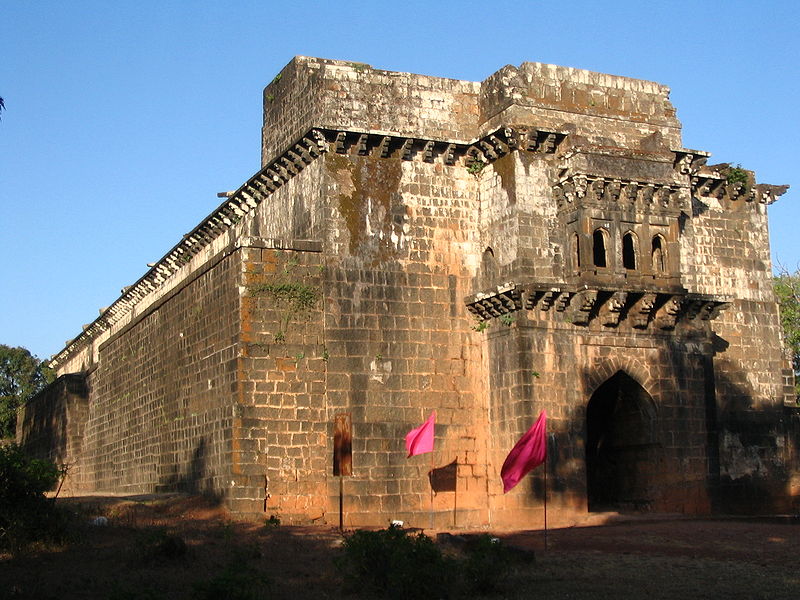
405,411,436,457
500,410,547,493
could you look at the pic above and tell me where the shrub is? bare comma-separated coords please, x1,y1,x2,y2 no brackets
193,560,270,600
461,534,514,594
337,526,455,599
0,444,66,553
135,527,188,563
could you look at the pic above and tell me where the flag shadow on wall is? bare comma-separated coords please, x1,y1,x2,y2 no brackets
428,459,458,494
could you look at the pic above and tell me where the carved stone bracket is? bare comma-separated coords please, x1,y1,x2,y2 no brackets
465,283,729,331
654,296,683,330
465,283,523,320
569,290,598,325
672,149,710,175
629,293,657,329
599,291,627,327
467,127,567,164
553,173,683,211
691,162,789,205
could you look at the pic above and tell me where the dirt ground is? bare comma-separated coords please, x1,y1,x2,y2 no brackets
1,495,798,599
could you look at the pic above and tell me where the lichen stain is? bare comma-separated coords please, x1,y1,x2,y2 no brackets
326,153,405,262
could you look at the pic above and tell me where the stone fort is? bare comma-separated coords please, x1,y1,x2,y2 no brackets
19,57,799,527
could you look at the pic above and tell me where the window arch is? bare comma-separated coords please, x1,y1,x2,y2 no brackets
482,247,498,285
592,229,608,268
651,235,666,273
622,231,638,270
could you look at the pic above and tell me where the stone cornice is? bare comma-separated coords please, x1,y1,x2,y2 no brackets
49,124,567,368
671,152,789,205
553,173,686,213
465,282,729,330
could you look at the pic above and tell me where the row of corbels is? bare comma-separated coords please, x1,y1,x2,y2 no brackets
691,174,788,205
553,174,684,210
52,129,333,366
466,283,728,330
322,126,566,167
672,152,789,204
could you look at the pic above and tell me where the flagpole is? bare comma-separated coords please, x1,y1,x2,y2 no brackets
339,475,344,532
453,462,458,529
543,447,548,551
429,450,435,531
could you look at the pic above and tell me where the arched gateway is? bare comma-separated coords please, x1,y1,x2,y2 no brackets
586,371,660,512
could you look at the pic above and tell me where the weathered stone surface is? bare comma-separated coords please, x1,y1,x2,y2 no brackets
19,57,797,527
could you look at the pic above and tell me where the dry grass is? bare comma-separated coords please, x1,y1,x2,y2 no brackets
1,496,798,599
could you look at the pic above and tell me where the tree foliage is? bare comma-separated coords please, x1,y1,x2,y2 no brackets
0,443,64,553
0,345,54,438
774,268,800,399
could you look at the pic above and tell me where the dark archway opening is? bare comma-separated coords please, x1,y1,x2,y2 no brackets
622,232,637,270
586,371,659,512
592,229,607,268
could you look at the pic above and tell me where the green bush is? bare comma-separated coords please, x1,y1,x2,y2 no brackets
193,560,270,600
337,526,455,599
461,534,513,594
0,443,65,553
337,527,524,598
134,527,188,563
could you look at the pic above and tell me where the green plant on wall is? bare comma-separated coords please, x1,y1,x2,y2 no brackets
471,320,490,332
248,257,320,343
726,164,749,186
467,160,486,176
499,314,515,326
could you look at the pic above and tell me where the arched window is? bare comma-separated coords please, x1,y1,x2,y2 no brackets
482,247,497,285
651,235,666,273
572,233,581,270
593,229,607,268
622,231,637,270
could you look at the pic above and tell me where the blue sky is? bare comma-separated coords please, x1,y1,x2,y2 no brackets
2,1,798,361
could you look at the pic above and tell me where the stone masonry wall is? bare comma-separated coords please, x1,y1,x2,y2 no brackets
231,243,327,518
318,151,488,528
17,374,89,487
481,309,716,528
262,57,480,164
682,193,794,511
75,249,243,496
29,57,795,525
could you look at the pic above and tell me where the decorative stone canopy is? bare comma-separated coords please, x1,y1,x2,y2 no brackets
465,282,729,330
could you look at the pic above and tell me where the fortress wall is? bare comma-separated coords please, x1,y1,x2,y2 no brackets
261,57,481,165
16,374,89,488
482,308,716,528
25,57,795,524
316,151,489,527
228,245,327,517
75,249,243,496
681,191,794,511
479,62,683,150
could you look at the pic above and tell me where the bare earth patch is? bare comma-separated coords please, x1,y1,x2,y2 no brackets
1,495,798,599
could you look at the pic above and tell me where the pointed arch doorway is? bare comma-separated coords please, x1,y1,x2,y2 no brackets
585,371,659,511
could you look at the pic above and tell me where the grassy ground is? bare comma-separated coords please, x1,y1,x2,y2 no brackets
1,496,798,599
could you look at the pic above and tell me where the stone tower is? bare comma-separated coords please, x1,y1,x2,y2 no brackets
20,57,797,526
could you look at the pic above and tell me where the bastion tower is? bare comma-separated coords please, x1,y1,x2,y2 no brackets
21,57,797,526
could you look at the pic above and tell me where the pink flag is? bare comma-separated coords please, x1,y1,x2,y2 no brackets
405,411,436,457
501,410,547,493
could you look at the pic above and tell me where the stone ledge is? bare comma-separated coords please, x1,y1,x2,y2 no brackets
466,282,729,330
